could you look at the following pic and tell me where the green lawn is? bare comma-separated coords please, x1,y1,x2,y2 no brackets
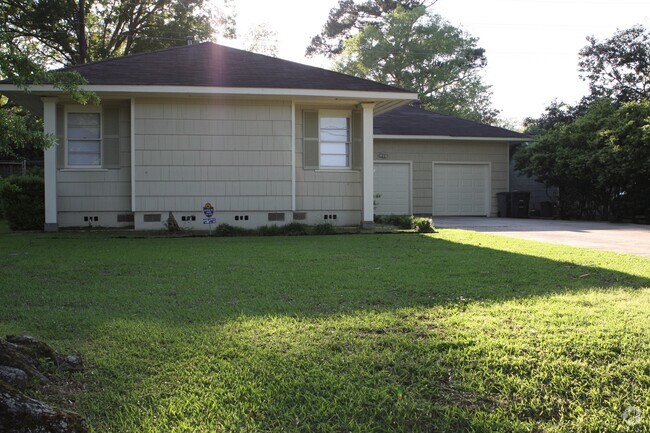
1,223,649,432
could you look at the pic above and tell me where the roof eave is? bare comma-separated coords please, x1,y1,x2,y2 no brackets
374,134,530,142
0,83,415,99
0,84,416,114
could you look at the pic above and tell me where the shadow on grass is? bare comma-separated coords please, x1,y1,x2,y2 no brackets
1,231,649,432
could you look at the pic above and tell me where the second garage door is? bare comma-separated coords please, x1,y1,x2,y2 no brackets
374,162,411,215
432,163,489,216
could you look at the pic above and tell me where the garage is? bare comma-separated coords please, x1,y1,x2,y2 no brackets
373,105,529,217
432,162,489,216
374,162,411,215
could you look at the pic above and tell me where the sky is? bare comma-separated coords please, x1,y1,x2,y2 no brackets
221,0,650,126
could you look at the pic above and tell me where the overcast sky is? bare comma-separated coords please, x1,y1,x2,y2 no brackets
221,0,650,125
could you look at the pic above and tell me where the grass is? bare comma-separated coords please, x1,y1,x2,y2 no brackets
1,223,649,432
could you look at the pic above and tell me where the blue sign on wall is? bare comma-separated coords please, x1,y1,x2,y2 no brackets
203,202,214,217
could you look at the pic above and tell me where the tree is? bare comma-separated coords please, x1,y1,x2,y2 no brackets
306,0,431,58
244,24,278,57
517,25,650,220
0,33,98,157
515,99,650,220
523,99,591,136
1,0,234,157
579,25,650,103
2,0,236,66
334,5,498,123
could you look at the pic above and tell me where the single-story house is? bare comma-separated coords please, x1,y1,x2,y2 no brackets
0,42,527,231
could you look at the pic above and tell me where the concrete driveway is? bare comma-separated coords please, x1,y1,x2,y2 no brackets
434,217,650,257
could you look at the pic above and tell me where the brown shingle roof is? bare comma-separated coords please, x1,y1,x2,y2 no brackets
374,105,529,139
57,42,410,93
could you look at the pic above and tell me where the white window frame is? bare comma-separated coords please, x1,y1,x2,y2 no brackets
64,105,102,168
319,109,352,169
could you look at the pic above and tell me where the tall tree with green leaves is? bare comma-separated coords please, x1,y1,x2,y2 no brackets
1,0,234,157
0,33,98,157
579,25,650,103
517,25,650,221
306,0,430,57
244,23,278,57
2,0,236,66
333,5,498,123
516,98,650,220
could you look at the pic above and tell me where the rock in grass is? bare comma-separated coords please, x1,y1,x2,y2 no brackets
0,336,87,433
0,381,86,433
0,367,28,390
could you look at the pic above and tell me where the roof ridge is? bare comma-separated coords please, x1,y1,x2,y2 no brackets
56,42,408,93
6,41,416,94
60,42,211,72
215,43,410,94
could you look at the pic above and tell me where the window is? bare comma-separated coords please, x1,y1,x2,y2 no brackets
319,116,350,168
67,112,101,166
303,109,359,170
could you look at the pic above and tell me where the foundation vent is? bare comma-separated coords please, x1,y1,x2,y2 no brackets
268,213,285,222
143,214,161,223
117,214,135,223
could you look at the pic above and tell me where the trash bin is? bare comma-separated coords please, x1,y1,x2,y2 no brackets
510,191,531,218
497,192,511,217
540,201,553,218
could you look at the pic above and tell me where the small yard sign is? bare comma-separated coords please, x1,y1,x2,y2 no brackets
203,203,215,234
203,202,214,217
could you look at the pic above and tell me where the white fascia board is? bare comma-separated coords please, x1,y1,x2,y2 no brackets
374,134,529,142
0,84,417,101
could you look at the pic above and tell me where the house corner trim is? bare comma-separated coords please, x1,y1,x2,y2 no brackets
42,97,59,232
361,102,375,226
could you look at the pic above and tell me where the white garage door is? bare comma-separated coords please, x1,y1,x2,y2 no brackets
433,163,489,216
374,162,411,215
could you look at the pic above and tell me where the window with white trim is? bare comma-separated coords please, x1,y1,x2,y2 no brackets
319,114,350,169
303,109,358,170
67,112,101,167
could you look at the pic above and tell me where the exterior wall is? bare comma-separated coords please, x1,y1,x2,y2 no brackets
375,139,509,217
134,98,293,229
509,157,559,213
294,104,362,226
55,101,132,228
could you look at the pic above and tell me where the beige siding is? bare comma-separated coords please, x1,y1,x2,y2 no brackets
56,101,132,226
135,99,292,213
375,140,509,216
295,105,362,225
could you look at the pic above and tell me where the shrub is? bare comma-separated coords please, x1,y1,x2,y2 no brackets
375,214,414,229
257,224,282,236
279,222,309,236
311,223,336,235
214,223,253,237
0,175,45,230
413,217,435,233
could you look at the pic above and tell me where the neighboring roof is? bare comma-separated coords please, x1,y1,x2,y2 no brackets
374,105,529,140
45,42,411,94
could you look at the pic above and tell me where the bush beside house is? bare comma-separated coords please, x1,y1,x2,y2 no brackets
0,175,45,230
